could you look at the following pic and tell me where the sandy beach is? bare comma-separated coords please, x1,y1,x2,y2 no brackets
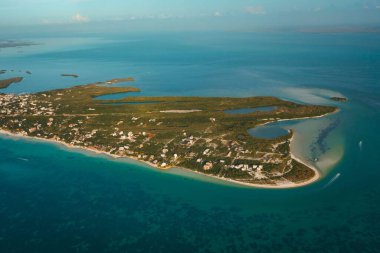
0,108,339,189
0,124,323,189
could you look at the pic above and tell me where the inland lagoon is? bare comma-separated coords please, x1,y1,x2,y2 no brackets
224,106,277,115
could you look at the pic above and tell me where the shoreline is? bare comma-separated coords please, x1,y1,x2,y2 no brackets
0,126,321,189
0,108,340,189
255,108,340,128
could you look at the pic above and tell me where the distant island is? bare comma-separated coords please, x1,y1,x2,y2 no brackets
103,77,135,84
0,40,37,49
0,77,337,188
330,97,348,102
61,74,79,78
0,77,23,89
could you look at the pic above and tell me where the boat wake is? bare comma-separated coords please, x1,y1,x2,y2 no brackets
323,173,341,189
17,157,29,162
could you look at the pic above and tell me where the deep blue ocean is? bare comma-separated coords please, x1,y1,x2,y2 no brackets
1,32,380,253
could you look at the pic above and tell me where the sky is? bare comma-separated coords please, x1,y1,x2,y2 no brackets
1,0,380,31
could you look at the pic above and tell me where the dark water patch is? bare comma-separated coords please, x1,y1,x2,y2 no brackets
310,119,341,159
225,106,277,115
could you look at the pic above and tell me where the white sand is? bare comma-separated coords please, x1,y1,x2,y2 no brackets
0,126,322,189
160,110,202,113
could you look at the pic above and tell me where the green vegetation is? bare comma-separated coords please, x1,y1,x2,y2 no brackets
0,78,337,187
330,97,348,102
0,77,23,89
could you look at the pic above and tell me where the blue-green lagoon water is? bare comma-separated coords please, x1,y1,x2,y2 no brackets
225,106,277,115
248,122,289,139
0,32,380,252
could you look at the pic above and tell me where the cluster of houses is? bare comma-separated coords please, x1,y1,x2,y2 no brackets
0,94,53,116
0,92,292,181
180,132,197,147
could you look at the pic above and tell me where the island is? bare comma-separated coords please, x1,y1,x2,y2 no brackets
330,97,348,102
0,78,338,188
0,40,37,49
61,74,79,78
103,77,135,84
0,77,23,89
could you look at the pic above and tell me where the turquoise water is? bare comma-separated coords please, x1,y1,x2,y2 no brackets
248,123,289,139
225,106,277,115
1,32,380,252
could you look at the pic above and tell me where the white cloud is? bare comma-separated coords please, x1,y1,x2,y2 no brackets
72,13,89,23
41,13,90,25
245,6,266,15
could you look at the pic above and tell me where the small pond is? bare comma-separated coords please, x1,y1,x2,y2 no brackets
225,106,277,115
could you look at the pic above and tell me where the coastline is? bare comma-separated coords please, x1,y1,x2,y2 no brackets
0,126,321,189
0,105,339,189
255,108,340,128
169,108,341,188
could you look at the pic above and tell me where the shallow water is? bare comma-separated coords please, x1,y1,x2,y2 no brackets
248,123,289,139
0,32,380,252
